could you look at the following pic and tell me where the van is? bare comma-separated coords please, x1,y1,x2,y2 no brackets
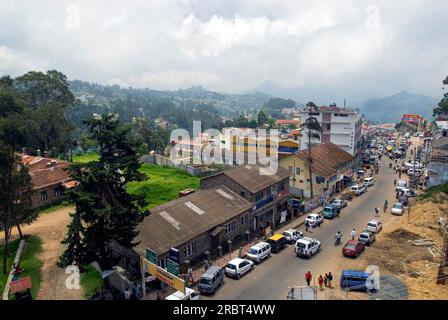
350,184,366,195
322,204,340,219
165,287,200,300
363,177,374,187
340,270,371,292
267,234,287,253
246,242,271,264
197,266,225,294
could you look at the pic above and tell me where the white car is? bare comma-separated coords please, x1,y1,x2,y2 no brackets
405,161,423,169
331,198,348,209
295,237,321,258
282,229,303,243
366,219,383,234
225,258,254,279
363,177,375,187
305,213,323,227
391,202,404,215
351,184,366,195
395,179,408,192
165,287,200,300
246,242,271,264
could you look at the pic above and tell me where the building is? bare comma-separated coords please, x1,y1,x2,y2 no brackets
20,155,76,208
201,164,291,235
300,105,362,156
280,143,354,199
129,186,253,272
427,137,448,188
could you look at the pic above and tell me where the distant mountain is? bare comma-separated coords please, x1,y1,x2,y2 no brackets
355,91,438,123
244,80,373,106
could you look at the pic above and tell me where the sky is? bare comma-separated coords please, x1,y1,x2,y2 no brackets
0,0,447,97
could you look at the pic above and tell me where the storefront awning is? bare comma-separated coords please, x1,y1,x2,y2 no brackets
343,170,353,178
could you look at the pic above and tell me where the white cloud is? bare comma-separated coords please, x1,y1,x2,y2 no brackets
0,0,446,96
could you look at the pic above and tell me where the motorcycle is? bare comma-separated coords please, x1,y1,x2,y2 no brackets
334,236,342,246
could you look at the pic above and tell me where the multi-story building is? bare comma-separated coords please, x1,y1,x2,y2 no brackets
300,105,362,156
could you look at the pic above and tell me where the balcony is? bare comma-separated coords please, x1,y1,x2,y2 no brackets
255,194,274,209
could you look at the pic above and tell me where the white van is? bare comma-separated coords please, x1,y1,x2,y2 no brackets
350,184,366,195
395,179,408,191
165,287,200,300
363,177,375,187
246,242,271,264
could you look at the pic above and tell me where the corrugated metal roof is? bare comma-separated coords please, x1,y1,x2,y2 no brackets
135,186,252,256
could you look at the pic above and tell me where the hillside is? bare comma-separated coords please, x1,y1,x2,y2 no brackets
355,91,438,123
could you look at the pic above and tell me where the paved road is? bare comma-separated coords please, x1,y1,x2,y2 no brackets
202,157,401,300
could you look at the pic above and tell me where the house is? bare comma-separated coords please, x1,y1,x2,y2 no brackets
122,186,253,273
20,155,76,208
280,143,354,199
200,164,291,234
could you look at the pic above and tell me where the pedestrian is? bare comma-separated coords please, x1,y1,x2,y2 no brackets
323,273,329,287
305,220,309,232
204,259,210,271
124,287,131,300
328,272,333,288
394,179,397,186
318,275,324,290
305,270,312,286
351,228,356,240
374,207,379,216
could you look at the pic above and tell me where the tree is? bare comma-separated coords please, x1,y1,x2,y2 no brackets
301,105,322,199
257,110,269,126
0,86,34,274
433,76,448,116
59,113,147,268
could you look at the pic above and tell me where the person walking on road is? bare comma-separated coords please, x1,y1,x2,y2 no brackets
328,272,333,288
305,220,309,232
323,273,329,287
383,199,389,212
305,270,312,286
374,207,380,217
318,275,324,290
351,228,356,240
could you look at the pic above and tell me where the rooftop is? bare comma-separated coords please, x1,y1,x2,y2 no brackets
135,185,252,255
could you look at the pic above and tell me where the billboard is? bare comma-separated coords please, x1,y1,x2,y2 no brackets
402,114,422,123
140,256,185,293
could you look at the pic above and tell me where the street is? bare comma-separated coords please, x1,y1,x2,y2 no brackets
202,156,404,300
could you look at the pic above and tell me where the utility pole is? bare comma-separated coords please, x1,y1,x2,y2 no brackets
308,126,314,199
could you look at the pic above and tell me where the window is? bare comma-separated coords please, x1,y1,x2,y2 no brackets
326,123,331,130
54,187,62,198
40,191,48,201
240,191,246,198
255,193,262,202
278,181,285,193
288,166,293,173
225,221,236,234
241,215,248,225
295,168,301,175
183,242,196,257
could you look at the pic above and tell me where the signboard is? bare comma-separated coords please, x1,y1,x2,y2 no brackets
169,248,180,265
140,256,185,293
145,248,157,265
292,199,301,209
279,210,287,224
167,259,179,277
402,114,422,123
9,276,32,293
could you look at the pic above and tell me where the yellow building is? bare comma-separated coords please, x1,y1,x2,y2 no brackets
279,143,353,199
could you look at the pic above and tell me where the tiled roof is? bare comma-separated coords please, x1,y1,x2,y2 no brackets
295,143,353,178
20,155,73,190
135,186,252,255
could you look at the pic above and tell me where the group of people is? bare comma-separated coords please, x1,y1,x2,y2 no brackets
305,270,333,290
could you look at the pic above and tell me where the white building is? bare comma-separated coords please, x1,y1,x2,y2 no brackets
300,105,362,156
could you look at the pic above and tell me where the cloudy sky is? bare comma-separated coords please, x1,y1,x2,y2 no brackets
0,0,447,97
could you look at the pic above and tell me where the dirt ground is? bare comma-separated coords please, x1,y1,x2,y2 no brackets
348,198,448,300
1,206,84,300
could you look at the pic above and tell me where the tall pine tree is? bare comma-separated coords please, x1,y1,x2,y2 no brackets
59,113,146,268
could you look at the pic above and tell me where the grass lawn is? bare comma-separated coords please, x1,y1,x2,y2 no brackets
33,201,73,216
72,152,100,163
127,164,201,209
80,264,103,300
0,235,43,300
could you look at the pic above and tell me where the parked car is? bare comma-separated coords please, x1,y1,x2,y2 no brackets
246,242,271,264
331,198,347,209
350,184,366,196
322,204,340,219
366,219,383,233
358,230,376,246
225,258,254,279
363,177,375,187
305,213,324,227
198,266,225,294
165,287,200,300
282,229,303,243
391,202,404,215
401,188,416,197
342,240,366,258
405,161,422,169
267,234,287,253
295,237,321,258
395,179,408,192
